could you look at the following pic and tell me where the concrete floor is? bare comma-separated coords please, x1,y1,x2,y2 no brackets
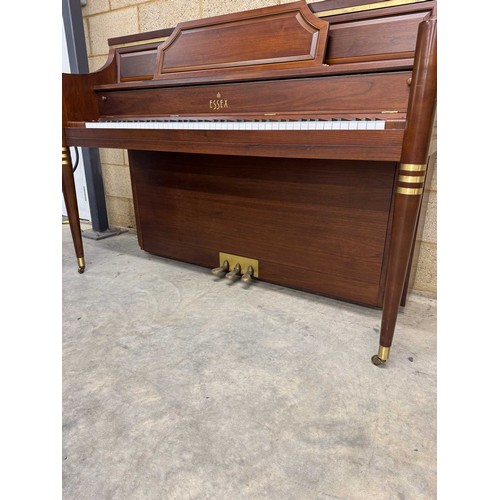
62,222,437,500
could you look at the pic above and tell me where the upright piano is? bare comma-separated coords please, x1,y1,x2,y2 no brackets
62,0,437,365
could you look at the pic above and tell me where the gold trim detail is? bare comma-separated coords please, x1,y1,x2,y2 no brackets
316,0,427,18
398,175,425,184
397,187,423,196
78,257,85,268
399,163,426,172
62,147,71,166
377,346,391,361
219,252,259,278
110,37,168,49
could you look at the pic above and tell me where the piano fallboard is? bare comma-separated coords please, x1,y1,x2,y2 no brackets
94,72,411,119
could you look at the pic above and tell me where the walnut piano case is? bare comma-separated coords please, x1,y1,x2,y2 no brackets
62,0,437,365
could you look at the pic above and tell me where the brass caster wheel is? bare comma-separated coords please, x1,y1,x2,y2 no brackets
78,266,85,274
371,355,386,367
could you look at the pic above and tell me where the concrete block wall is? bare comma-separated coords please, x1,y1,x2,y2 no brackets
81,0,437,297
412,121,437,296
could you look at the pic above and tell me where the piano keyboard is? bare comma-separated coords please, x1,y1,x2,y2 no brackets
86,118,386,131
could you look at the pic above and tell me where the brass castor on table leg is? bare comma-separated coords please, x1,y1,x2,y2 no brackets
371,355,386,366
77,257,85,274
371,346,390,367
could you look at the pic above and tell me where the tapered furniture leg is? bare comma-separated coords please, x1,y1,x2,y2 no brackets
62,146,85,273
372,165,427,366
372,13,436,365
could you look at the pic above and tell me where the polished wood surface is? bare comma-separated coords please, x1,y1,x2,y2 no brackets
62,0,437,363
95,73,410,118
379,13,437,349
156,1,329,78
62,147,84,270
129,151,396,307
66,128,405,162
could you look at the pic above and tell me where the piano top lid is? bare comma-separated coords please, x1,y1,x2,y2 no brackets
311,0,431,18
153,1,330,81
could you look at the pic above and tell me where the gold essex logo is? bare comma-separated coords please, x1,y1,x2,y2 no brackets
210,92,229,111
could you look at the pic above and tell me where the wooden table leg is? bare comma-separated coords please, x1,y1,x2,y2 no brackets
62,146,85,273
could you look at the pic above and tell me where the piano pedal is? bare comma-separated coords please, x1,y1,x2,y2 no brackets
211,260,229,277
214,252,259,284
225,263,242,281
241,265,254,285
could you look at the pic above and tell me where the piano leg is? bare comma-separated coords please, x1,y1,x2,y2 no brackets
373,163,427,366
373,14,436,366
62,146,85,274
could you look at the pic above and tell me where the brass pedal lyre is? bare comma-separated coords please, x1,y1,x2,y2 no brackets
211,260,229,277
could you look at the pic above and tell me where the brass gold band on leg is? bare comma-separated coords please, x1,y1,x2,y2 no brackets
378,346,390,361
396,163,427,196
396,186,423,195
371,345,391,366
399,163,427,172
62,146,71,165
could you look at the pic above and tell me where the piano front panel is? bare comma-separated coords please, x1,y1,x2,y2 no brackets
96,72,411,119
156,1,329,78
116,43,161,82
66,127,405,162
326,10,431,65
129,151,397,307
